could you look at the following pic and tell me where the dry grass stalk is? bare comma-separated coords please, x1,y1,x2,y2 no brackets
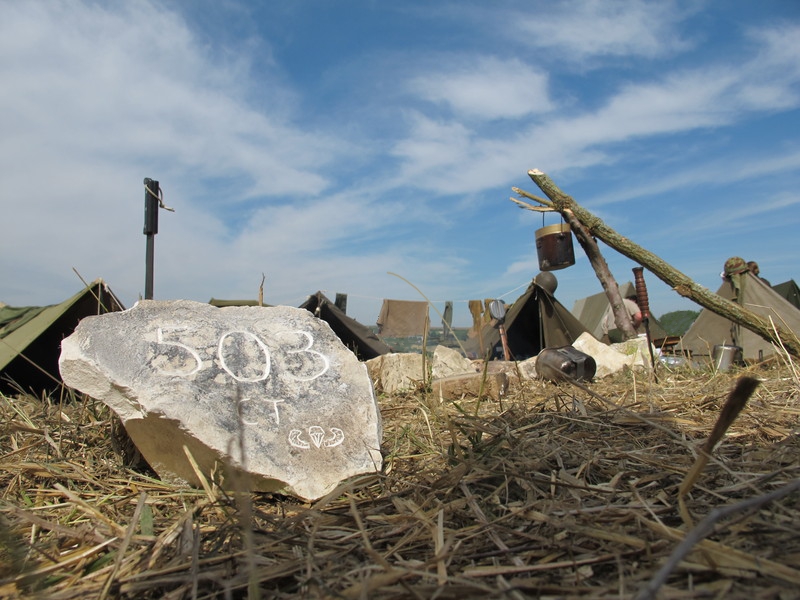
0,361,798,598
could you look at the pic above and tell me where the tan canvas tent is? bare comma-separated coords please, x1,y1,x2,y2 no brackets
0,279,124,394
572,281,668,343
680,272,800,361
376,299,429,337
464,276,592,360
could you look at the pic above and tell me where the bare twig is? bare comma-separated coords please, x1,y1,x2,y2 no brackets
636,478,800,600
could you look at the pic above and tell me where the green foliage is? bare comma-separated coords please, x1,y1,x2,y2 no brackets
658,310,700,336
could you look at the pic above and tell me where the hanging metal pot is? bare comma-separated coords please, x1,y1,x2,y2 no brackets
535,223,575,271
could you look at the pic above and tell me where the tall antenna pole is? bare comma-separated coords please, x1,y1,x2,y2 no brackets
143,178,161,300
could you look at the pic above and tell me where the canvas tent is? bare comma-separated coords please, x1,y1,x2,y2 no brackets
572,281,668,343
680,272,800,361
464,275,592,360
299,291,391,360
376,299,429,337
0,279,125,394
772,279,800,310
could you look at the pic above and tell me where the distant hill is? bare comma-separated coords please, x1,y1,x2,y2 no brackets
658,310,700,336
377,327,469,353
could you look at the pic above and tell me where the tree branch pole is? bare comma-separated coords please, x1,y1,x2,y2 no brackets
517,169,800,358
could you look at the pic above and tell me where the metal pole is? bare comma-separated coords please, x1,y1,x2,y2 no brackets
143,178,160,300
335,293,348,314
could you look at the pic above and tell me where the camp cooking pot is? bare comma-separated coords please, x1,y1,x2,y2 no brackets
535,223,575,271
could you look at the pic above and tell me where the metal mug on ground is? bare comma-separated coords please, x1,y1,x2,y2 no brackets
712,344,743,371
537,346,596,382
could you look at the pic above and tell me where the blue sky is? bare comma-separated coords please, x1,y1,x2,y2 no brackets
1,0,799,327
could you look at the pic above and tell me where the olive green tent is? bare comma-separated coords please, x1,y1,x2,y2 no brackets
208,298,269,307
572,281,668,343
0,279,125,394
464,277,591,360
680,272,800,361
772,279,800,310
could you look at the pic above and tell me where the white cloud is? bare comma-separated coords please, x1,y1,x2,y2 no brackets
658,192,800,240
389,17,800,196
389,113,472,176
510,0,695,61
733,24,800,111
588,149,800,207
409,56,552,120
0,0,334,200
747,23,800,76
388,65,738,195
0,0,344,308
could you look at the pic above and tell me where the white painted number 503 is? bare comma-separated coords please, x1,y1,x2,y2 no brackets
152,327,329,383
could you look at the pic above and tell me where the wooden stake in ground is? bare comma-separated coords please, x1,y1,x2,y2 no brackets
514,169,800,358
678,376,761,525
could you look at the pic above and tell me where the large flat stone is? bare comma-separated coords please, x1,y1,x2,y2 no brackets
59,300,382,501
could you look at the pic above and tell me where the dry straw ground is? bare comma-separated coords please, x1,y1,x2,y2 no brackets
1,358,799,599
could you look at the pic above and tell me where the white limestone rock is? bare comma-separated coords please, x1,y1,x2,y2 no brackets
59,300,382,501
367,346,479,395
431,345,475,379
572,332,652,378
366,353,425,394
